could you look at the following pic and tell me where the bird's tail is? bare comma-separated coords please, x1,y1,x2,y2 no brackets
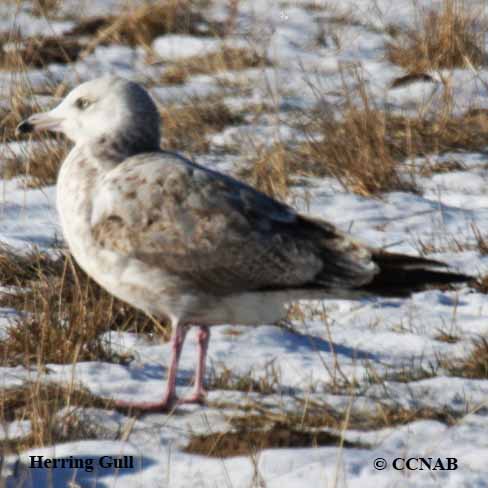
361,251,473,297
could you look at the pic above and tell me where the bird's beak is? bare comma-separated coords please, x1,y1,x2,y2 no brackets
16,111,64,135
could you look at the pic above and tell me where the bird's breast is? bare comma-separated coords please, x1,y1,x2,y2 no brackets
55,151,189,319
57,151,124,285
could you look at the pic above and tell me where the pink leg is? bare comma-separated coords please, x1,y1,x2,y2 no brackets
115,324,189,412
179,326,210,404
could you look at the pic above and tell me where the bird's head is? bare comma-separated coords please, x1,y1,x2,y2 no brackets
17,76,161,159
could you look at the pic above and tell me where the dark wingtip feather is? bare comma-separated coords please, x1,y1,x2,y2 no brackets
362,251,473,297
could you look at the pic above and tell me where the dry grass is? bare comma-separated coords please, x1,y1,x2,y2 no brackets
362,403,459,428
1,108,31,143
161,47,267,85
386,0,487,72
238,143,290,201
0,72,74,140
441,337,488,378
0,0,482,460
0,36,83,69
161,97,244,154
69,0,220,47
2,138,69,188
415,223,488,257
207,362,281,395
0,1,219,72
415,237,464,256
292,83,488,196
29,0,63,18
434,331,461,344
0,245,64,286
0,246,159,453
0,247,163,366
364,360,438,385
185,399,459,457
474,275,488,294
418,158,466,177
291,109,418,196
0,98,41,142
0,382,112,453
0,77,72,187
229,398,459,431
185,424,364,457
471,224,488,256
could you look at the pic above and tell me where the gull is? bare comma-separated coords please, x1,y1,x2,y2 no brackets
17,76,471,412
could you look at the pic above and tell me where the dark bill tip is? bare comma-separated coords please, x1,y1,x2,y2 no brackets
15,120,34,135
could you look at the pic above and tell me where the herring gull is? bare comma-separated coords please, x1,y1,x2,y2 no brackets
17,76,471,411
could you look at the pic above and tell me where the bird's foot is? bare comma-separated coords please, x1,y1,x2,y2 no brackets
114,395,177,414
178,388,207,405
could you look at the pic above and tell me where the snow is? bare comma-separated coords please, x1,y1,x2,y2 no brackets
0,180,58,250
152,35,222,61
150,77,222,104
1,0,488,486
0,8,74,37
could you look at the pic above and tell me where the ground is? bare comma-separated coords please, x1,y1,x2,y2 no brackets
0,0,488,487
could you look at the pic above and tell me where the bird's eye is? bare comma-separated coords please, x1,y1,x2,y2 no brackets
75,97,91,110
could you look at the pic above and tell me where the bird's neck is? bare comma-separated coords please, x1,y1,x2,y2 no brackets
84,128,160,168
56,145,100,264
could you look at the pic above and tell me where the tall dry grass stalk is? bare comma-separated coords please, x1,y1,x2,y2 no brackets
289,67,488,197
161,97,244,154
243,143,290,201
387,0,487,72
0,382,112,453
69,0,220,49
439,337,488,378
0,248,161,367
161,46,266,84
0,244,161,453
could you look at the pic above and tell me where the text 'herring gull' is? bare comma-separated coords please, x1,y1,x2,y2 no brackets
17,76,471,412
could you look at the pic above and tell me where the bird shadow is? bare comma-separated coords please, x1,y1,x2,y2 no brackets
120,325,377,389
438,294,467,306
5,453,155,488
119,363,193,387
277,327,377,361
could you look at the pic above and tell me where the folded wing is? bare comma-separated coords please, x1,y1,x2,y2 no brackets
90,151,377,296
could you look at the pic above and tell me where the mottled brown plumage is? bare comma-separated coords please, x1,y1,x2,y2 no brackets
90,152,376,296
